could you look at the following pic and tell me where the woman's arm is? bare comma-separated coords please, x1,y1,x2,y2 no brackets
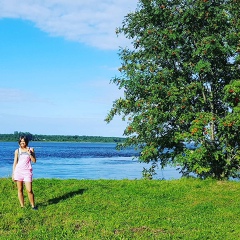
12,149,18,180
29,148,36,163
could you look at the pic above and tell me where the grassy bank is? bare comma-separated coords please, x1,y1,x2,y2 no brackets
0,178,239,239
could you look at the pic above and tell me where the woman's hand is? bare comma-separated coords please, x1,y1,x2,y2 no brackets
28,148,36,163
28,147,34,156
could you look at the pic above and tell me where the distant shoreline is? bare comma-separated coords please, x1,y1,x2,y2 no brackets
0,132,125,143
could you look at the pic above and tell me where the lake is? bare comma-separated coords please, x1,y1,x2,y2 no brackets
0,141,181,180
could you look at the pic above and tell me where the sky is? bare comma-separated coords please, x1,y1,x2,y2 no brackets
0,0,138,137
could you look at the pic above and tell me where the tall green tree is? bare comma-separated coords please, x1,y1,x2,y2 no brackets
106,0,240,180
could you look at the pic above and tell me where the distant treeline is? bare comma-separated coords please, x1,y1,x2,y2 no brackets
0,132,125,143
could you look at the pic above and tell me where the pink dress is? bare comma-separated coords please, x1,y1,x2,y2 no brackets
14,148,33,182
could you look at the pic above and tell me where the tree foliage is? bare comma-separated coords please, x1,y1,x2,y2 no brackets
106,0,240,180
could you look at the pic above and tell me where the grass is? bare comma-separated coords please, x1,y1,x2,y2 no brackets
0,178,239,239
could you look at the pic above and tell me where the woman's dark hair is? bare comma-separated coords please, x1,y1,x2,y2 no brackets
18,136,29,145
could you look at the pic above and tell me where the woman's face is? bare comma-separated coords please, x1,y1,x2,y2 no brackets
19,139,27,148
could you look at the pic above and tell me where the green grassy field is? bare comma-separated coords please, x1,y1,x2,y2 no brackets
0,178,239,239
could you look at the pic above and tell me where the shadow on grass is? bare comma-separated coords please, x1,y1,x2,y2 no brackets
38,189,86,207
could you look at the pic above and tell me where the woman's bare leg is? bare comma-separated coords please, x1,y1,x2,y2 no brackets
25,182,35,208
17,181,24,207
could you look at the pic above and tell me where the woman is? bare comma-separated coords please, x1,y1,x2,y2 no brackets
12,136,37,209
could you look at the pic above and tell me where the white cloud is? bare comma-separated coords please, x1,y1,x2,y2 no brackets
0,87,55,108
72,77,124,105
0,0,138,50
0,88,29,102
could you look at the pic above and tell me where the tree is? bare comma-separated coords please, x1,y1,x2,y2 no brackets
105,0,240,180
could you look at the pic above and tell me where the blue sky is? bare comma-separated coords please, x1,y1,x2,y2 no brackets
0,0,138,137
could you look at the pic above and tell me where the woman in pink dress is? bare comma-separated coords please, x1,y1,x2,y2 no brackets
12,136,37,209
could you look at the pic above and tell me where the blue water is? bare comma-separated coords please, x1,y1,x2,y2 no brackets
0,142,181,180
